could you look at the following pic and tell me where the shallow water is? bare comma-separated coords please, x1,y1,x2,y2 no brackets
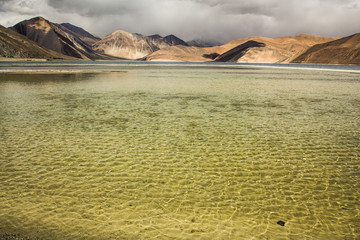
0,66,359,239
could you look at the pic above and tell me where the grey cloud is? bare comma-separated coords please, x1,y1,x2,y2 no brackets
47,0,147,16
1,0,360,43
218,2,278,16
189,0,278,16
189,0,220,7
1,0,48,15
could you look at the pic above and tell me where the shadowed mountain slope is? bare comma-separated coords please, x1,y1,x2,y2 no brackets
292,33,360,65
214,41,266,62
163,35,188,46
59,23,101,46
0,24,75,60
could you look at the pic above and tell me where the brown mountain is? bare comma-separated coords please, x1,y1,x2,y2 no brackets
0,24,75,60
58,23,101,46
11,17,118,60
292,33,360,65
93,30,188,60
93,30,168,59
145,45,226,62
146,34,337,63
163,35,188,46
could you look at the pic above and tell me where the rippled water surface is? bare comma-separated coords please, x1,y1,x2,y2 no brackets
0,65,359,239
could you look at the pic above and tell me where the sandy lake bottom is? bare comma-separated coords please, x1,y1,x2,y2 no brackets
0,65,359,239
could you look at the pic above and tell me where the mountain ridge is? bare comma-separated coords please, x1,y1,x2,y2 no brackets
59,23,101,46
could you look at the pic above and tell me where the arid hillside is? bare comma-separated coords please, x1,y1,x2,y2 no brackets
0,24,75,60
292,33,360,65
93,30,188,60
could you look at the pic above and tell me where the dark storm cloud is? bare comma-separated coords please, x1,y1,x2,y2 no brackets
47,0,142,16
192,0,278,15
1,0,360,43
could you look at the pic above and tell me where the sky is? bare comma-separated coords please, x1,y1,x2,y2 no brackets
0,0,359,43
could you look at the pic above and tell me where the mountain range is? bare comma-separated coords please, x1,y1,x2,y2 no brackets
10,17,120,60
1,16,359,65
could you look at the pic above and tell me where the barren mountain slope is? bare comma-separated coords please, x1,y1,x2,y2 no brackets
93,30,188,59
0,24,75,60
58,23,101,46
292,33,360,65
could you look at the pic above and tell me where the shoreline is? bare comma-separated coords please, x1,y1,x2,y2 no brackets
0,57,48,62
0,69,127,74
0,60,360,74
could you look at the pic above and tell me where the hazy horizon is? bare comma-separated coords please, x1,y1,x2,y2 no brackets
0,0,359,43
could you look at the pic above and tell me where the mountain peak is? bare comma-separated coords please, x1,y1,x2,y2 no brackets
27,16,52,27
148,34,163,39
93,29,167,59
295,33,312,38
31,16,47,22
111,29,132,36
16,16,52,33
163,34,188,46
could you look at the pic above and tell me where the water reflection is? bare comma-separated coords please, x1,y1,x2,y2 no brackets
0,72,103,83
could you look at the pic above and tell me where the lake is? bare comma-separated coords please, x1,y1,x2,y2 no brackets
0,63,359,239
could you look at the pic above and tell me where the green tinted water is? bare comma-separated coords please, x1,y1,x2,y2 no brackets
0,66,359,239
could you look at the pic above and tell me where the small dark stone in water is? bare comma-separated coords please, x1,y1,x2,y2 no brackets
0,233,39,239
277,220,285,226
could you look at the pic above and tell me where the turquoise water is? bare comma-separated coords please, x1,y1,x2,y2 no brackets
0,65,359,239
